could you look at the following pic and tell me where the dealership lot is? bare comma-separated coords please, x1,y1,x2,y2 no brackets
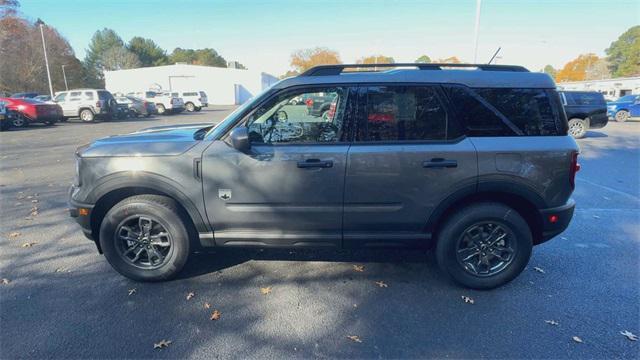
0,108,638,358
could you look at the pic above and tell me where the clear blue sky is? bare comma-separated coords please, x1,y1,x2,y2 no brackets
19,0,640,75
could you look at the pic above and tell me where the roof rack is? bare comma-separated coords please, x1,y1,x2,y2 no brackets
300,63,529,76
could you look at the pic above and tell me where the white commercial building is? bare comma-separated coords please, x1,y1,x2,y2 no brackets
556,76,640,100
104,64,278,105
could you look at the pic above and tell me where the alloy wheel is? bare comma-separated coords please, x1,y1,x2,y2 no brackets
568,119,585,137
456,222,516,277
114,215,173,269
615,110,629,122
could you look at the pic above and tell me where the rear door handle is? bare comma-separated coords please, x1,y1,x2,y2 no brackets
297,159,333,169
423,158,457,168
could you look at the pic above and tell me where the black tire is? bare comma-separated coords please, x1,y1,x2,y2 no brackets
79,109,94,122
156,104,166,115
11,113,28,128
99,195,190,282
568,118,587,139
436,202,532,289
615,110,629,122
195,106,202,112
185,102,195,112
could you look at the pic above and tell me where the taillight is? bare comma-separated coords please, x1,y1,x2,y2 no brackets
569,152,580,190
305,99,313,107
95,101,101,108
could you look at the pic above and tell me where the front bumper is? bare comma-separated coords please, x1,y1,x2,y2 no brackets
538,199,575,243
68,185,95,241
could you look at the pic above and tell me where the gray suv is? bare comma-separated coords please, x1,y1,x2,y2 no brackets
69,63,579,289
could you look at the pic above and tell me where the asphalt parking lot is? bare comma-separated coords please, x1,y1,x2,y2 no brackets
1,108,638,359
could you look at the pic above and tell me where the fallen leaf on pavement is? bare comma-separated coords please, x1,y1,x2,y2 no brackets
1,278,10,285
620,330,638,341
204,302,211,309
128,288,137,296
8,232,20,238
210,309,221,320
461,296,475,304
186,292,195,300
375,281,388,288
545,320,559,326
572,336,583,343
260,287,272,295
533,266,545,273
154,339,172,349
21,242,37,248
347,335,362,343
353,265,365,272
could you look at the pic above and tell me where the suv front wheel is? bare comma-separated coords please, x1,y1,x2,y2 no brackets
436,203,532,289
99,195,190,281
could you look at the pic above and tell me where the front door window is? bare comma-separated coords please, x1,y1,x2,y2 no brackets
246,87,348,144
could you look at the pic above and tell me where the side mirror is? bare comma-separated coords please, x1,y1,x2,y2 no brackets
229,127,250,153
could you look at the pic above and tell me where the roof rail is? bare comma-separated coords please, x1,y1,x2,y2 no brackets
300,63,529,76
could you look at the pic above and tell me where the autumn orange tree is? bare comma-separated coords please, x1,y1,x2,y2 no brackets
356,55,395,64
436,56,462,64
0,10,85,94
289,47,341,74
555,53,600,82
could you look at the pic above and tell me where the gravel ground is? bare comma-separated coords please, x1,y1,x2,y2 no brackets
1,108,638,359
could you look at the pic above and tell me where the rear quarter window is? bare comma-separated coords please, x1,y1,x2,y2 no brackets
445,85,564,137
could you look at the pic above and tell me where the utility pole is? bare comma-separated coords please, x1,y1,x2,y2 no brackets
472,0,482,63
61,65,68,91
36,18,54,98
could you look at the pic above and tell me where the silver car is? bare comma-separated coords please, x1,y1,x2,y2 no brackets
54,89,116,122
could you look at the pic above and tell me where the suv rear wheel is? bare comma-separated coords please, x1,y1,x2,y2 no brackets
185,102,195,112
615,110,629,122
156,104,166,115
436,203,532,289
79,109,94,122
568,118,587,139
99,195,190,282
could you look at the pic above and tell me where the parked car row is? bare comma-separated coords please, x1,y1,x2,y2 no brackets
0,88,209,130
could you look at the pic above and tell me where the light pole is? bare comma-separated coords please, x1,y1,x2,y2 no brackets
61,65,68,91
472,0,482,63
35,18,54,98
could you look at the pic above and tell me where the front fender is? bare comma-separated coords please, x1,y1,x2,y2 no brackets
87,171,210,234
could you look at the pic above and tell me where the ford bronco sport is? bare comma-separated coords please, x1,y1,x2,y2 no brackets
69,63,579,289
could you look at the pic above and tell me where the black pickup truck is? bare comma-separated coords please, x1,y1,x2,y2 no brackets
559,91,608,139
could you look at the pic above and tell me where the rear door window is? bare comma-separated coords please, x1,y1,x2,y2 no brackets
565,92,605,106
84,92,94,100
358,86,448,141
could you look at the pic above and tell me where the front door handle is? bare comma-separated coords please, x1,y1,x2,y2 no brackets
297,159,333,169
423,158,457,168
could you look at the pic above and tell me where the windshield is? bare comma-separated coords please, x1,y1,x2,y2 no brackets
205,86,274,140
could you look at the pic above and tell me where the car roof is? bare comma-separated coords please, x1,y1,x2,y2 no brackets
275,64,556,89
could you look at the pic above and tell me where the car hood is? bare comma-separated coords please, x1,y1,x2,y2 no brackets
607,100,631,106
77,123,213,158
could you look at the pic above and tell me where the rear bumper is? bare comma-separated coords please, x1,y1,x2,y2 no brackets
538,199,575,244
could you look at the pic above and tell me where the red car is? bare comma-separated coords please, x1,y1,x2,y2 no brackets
0,97,63,128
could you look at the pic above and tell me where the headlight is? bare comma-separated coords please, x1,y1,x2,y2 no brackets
17,105,26,111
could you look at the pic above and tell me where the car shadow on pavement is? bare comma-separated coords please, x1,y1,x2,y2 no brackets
178,247,436,280
584,131,608,138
